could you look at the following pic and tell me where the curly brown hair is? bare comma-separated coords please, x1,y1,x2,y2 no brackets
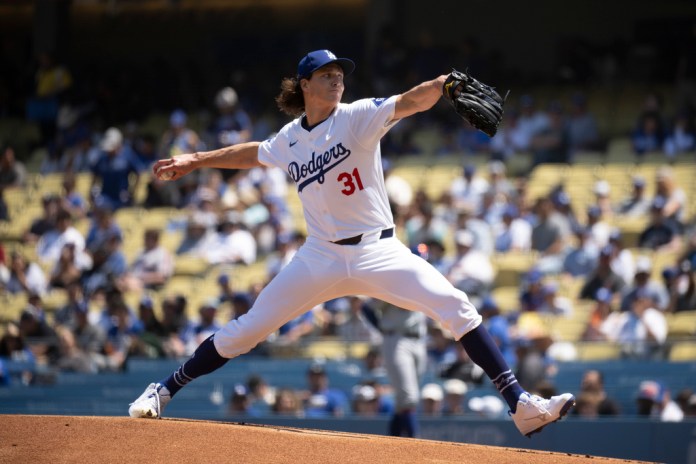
275,77,305,117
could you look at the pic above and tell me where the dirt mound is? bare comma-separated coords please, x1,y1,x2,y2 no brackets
0,415,646,464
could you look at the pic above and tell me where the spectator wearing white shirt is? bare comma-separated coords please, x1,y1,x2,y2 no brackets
36,208,87,269
208,211,257,265
449,164,489,214
124,228,174,291
446,230,495,305
600,288,667,359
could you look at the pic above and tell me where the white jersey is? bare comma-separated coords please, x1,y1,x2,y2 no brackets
258,96,398,242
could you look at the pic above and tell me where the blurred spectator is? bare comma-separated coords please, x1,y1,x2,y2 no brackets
573,391,601,418
665,260,696,313
516,95,551,149
591,180,614,221
246,374,276,415
419,382,444,416
442,378,468,415
351,383,382,417
562,225,599,278
175,212,218,258
631,111,665,155
600,288,668,359
227,383,258,417
122,228,174,292
18,301,59,365
103,302,139,371
209,87,252,149
85,204,123,255
493,204,532,253
663,109,695,159
181,299,223,356
266,231,300,280
0,321,35,366
479,296,516,368
636,380,684,422
208,212,257,265
637,197,682,252
274,306,318,345
529,100,569,166
616,175,651,218
23,194,61,245
446,229,494,303
449,164,489,215
159,109,205,159
81,231,127,296
272,388,303,417
454,121,491,154
404,200,448,250
467,395,505,419
581,288,616,342
4,251,48,296
49,243,83,290
513,335,554,392
579,245,627,300
37,208,87,270
608,230,636,286
654,166,687,226
586,205,611,249
59,173,87,220
54,325,98,373
489,109,528,161
301,362,349,418
439,341,486,387
90,127,146,210
579,369,620,416
453,201,494,256
54,281,88,328
335,296,382,344
26,52,72,146
0,143,26,219
519,269,546,312
531,197,572,274
566,93,601,156
537,282,573,316
551,188,582,235
486,160,515,200
619,256,669,312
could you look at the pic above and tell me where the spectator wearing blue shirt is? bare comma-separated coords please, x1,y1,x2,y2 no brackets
479,296,516,368
90,127,146,209
562,225,599,278
209,87,253,150
302,362,349,417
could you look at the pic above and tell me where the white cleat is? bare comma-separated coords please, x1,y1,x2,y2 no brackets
128,383,171,419
511,392,575,437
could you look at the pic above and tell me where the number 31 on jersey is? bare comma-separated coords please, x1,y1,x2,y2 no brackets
337,167,364,196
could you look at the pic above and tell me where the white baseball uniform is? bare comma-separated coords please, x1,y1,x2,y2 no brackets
213,95,482,358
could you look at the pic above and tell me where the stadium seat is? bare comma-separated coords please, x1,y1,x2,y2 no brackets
665,311,696,339
575,342,621,361
668,341,696,361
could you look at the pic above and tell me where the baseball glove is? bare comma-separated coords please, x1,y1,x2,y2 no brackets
442,69,508,137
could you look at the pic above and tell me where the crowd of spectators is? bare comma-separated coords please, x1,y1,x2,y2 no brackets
1,32,696,422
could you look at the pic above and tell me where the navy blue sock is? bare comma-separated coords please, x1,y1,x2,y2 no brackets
389,410,418,437
460,325,525,412
160,335,229,397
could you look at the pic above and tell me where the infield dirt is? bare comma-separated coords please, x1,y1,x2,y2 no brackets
0,415,651,463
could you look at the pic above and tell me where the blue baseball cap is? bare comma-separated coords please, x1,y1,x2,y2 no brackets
297,50,355,79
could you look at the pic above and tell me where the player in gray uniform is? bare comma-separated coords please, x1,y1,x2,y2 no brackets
373,300,428,437
129,49,575,437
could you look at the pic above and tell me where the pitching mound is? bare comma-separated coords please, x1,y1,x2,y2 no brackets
1,415,646,463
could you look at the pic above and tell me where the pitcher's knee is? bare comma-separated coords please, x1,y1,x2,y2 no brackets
213,318,270,358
